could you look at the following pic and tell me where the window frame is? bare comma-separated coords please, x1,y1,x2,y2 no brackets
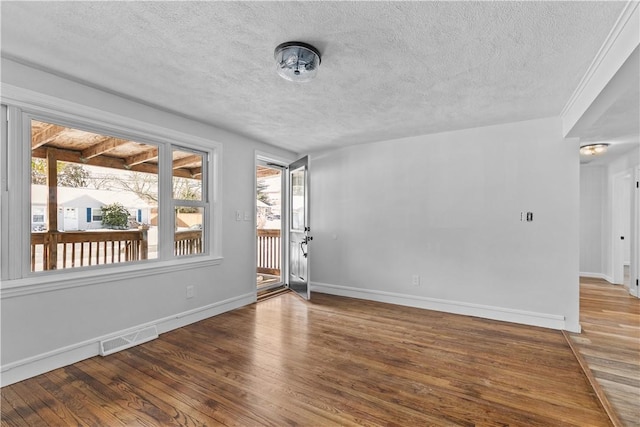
32,206,46,225
172,146,208,258
91,208,103,223
0,90,222,295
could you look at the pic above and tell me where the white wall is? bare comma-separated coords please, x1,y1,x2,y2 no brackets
310,117,581,331
0,60,295,385
580,165,606,277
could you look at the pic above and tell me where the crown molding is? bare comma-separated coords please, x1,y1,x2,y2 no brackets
561,1,639,137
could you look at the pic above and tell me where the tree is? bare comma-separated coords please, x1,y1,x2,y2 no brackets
113,172,158,204
85,173,113,190
101,203,130,229
30,159,90,188
173,177,202,213
31,159,47,184
257,179,271,206
173,177,201,200
58,162,90,188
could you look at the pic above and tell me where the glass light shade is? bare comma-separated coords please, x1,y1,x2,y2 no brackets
274,42,321,83
579,144,609,156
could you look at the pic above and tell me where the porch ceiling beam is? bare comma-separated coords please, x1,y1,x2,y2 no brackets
172,155,201,170
80,137,129,161
125,147,159,167
32,147,192,178
189,167,202,178
31,124,66,149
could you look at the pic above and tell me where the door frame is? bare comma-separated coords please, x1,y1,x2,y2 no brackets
254,151,293,295
610,166,640,298
611,170,632,286
631,166,640,297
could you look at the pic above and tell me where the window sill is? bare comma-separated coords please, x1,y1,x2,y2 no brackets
0,256,224,299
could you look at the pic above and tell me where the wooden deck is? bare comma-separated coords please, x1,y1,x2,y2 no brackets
567,277,640,427
256,273,281,290
31,229,203,272
1,292,611,426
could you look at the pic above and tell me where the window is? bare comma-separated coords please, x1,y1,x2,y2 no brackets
91,208,102,222
173,148,206,257
32,206,45,230
1,101,219,283
28,119,164,271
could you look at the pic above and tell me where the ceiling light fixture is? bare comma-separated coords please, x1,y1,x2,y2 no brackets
274,41,321,83
579,143,609,156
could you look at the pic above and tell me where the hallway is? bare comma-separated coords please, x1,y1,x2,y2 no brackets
567,277,640,427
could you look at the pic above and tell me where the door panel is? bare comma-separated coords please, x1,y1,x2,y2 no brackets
63,207,78,231
288,156,311,299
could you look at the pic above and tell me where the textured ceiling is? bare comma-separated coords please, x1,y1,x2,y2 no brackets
0,1,628,153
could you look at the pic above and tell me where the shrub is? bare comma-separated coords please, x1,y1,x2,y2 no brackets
101,203,129,229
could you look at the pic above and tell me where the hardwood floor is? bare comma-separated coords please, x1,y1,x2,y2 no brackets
2,292,611,426
567,277,640,427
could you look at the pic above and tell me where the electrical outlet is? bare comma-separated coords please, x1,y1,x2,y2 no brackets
186,285,195,299
244,211,251,221
411,274,420,286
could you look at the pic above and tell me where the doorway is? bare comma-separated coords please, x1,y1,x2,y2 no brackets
256,161,284,291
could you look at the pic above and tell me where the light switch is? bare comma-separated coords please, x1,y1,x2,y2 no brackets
236,210,242,221
244,211,251,221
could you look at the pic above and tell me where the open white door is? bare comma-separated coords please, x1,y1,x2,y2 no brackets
288,156,311,299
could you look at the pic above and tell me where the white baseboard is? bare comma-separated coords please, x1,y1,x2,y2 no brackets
579,272,620,284
580,272,614,283
0,292,255,387
311,282,571,332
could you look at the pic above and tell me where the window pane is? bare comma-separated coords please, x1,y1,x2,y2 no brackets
172,149,203,201
291,168,305,231
91,208,102,222
30,119,159,272
175,207,204,256
32,206,46,228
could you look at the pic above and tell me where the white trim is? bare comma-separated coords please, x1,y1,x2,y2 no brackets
254,150,293,295
311,281,573,332
0,106,7,279
1,256,223,299
0,292,255,387
0,83,224,285
255,149,294,294
255,150,294,167
3,106,29,280
1,83,221,152
611,170,632,285
632,166,640,298
561,1,640,136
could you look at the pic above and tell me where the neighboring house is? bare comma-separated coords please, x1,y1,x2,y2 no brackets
31,185,151,231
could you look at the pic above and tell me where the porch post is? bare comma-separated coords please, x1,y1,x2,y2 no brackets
46,148,58,270
141,229,148,260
